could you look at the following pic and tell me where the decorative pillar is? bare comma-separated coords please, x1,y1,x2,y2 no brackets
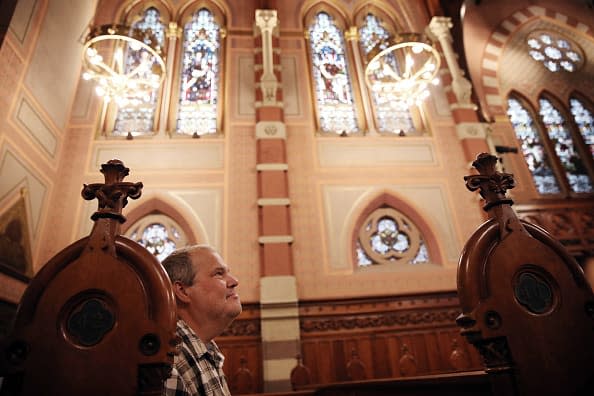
428,16,491,162
254,9,300,393
158,22,182,134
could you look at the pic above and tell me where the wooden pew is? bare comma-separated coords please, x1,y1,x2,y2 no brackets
457,153,594,395
299,153,594,396
0,160,177,396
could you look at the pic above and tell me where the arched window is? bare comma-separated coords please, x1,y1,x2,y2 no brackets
357,13,417,135
175,8,221,136
355,206,429,267
125,213,189,262
112,6,167,137
307,11,359,135
507,96,561,194
569,96,594,157
98,2,225,138
538,96,593,193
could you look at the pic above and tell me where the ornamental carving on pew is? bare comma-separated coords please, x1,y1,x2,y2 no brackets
300,308,459,332
514,271,554,314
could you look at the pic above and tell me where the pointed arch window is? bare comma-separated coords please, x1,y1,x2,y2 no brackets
175,8,221,136
307,11,359,135
358,13,416,135
112,7,166,137
98,2,226,139
539,97,593,193
355,206,429,267
507,96,561,194
126,213,189,262
569,97,594,157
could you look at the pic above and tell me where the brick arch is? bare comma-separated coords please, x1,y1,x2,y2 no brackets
478,5,594,118
348,191,442,268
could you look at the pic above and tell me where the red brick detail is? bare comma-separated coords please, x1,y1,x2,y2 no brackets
257,140,287,163
260,206,291,236
461,138,490,162
258,171,288,198
260,243,293,276
256,107,284,122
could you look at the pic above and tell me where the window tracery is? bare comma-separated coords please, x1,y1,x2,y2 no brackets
100,2,224,138
570,97,594,158
538,97,593,193
356,207,429,267
176,8,221,136
358,13,416,135
507,96,561,194
126,213,188,262
307,11,359,135
113,7,166,137
526,31,583,73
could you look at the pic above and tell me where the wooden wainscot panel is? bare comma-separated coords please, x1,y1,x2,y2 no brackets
297,293,482,385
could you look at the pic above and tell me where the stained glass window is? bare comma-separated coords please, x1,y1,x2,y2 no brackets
308,12,359,134
126,214,188,262
507,97,561,194
539,98,593,193
176,8,220,136
132,223,177,262
113,7,165,136
356,207,429,267
526,31,583,73
570,98,594,158
359,14,415,135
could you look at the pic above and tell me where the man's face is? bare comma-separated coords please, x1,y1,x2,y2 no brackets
187,249,242,326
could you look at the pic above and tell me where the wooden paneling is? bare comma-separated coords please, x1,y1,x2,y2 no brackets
218,293,482,394
297,292,482,385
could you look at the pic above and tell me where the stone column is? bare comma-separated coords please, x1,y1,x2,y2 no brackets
158,22,182,135
254,9,300,392
428,16,491,161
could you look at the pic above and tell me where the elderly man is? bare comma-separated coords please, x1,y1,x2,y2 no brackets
162,245,242,396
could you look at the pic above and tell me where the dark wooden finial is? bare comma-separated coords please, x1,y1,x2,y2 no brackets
464,153,515,212
81,159,143,223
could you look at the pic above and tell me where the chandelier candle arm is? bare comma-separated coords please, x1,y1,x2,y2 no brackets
82,24,167,107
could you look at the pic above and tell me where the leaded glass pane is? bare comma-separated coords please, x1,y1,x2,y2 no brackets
507,98,561,194
136,223,177,262
526,31,583,73
356,207,429,267
570,98,594,157
176,8,220,136
308,12,359,134
539,98,593,193
359,14,415,135
113,7,165,136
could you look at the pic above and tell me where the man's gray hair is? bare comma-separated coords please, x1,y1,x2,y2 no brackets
161,245,214,285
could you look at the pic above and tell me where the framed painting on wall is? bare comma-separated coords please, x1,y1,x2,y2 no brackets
0,196,33,281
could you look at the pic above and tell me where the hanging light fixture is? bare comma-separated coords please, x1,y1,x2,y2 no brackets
81,24,166,107
364,32,440,105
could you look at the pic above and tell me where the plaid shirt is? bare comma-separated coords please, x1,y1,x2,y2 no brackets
163,319,231,396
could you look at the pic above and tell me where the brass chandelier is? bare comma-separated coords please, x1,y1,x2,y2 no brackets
82,24,166,107
364,32,440,105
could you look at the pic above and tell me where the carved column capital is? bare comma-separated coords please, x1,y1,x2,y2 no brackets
428,16,453,43
345,26,358,41
166,22,182,39
255,9,278,35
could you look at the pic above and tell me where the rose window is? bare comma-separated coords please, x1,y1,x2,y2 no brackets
526,31,584,73
356,207,429,267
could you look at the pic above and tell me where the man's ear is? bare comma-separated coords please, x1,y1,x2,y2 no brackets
172,281,192,304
